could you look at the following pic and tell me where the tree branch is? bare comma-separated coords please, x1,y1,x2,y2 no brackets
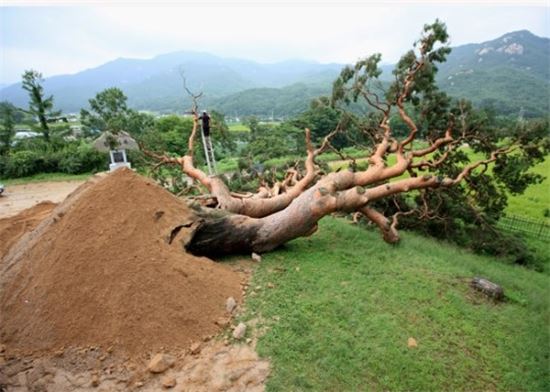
359,206,400,244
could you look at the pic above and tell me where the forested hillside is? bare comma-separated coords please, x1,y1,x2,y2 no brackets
437,30,549,117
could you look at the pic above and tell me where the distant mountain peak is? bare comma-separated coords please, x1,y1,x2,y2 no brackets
499,29,538,38
469,29,549,60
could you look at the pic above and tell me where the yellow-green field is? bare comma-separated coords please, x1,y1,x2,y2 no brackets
228,122,251,132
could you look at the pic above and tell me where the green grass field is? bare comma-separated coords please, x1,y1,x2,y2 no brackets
506,158,550,221
228,122,251,132
1,172,93,185
327,151,550,221
221,147,549,391
239,218,549,391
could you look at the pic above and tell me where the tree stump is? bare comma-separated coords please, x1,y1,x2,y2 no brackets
470,277,504,301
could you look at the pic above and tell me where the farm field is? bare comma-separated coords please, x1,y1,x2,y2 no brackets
228,122,251,132
228,121,281,132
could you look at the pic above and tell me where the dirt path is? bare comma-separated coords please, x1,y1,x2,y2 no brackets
0,180,85,219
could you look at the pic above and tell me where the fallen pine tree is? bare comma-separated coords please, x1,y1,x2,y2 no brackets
143,20,549,257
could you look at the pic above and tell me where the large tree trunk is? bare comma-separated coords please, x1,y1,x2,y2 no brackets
186,186,324,256
184,169,455,256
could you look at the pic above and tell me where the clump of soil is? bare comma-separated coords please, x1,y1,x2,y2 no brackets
0,168,243,357
0,201,56,257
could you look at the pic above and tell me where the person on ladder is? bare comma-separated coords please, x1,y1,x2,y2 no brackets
198,110,217,175
199,110,211,137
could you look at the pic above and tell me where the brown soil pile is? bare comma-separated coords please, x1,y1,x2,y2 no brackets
0,168,242,357
0,201,56,257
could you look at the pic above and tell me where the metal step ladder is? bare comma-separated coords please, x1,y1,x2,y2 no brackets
200,131,217,175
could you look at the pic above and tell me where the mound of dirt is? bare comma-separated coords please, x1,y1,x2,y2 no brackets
0,168,243,357
0,201,56,257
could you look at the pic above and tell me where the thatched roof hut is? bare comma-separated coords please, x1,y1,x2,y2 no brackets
92,131,139,152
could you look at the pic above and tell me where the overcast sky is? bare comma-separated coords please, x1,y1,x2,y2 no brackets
1,1,549,85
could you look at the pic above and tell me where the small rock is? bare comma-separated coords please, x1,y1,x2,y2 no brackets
161,376,177,389
251,253,262,262
226,297,237,313
267,282,275,289
295,267,300,272
0,344,5,353
232,323,247,340
91,374,100,387
147,353,176,374
215,317,230,327
470,277,504,300
407,337,418,348
189,342,201,355
246,338,252,344
135,381,144,388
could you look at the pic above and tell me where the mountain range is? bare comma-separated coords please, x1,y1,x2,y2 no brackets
1,29,548,117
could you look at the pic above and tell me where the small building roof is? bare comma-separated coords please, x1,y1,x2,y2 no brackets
92,131,139,152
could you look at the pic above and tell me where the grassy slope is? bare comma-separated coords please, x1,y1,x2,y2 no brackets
242,218,549,392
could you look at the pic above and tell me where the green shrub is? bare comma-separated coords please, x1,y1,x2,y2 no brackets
1,142,108,178
5,150,43,177
58,144,106,174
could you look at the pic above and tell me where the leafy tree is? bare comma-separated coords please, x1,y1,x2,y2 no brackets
21,70,60,142
80,88,154,139
243,122,302,162
292,97,370,150
209,110,237,156
292,97,340,141
140,115,193,156
0,101,18,155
